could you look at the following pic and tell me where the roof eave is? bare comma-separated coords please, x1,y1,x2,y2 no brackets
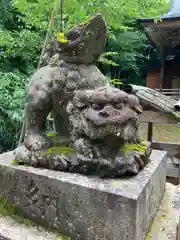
138,16,180,24
140,25,162,54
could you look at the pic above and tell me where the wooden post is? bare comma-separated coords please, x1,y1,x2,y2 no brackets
147,122,153,142
160,48,165,89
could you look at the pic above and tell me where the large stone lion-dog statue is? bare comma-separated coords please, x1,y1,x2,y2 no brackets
14,14,151,178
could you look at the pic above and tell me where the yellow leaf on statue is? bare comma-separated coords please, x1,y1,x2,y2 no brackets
11,159,18,165
56,32,69,43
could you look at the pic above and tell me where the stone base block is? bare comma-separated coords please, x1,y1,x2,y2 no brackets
0,150,167,240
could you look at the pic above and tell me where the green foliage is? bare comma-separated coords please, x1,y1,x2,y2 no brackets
0,0,170,151
0,196,33,226
0,71,28,151
98,52,119,67
0,0,170,74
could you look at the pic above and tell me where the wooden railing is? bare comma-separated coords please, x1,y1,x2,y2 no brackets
141,121,180,182
144,121,180,142
155,88,180,100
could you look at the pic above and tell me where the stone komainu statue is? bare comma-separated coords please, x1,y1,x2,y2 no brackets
14,14,151,178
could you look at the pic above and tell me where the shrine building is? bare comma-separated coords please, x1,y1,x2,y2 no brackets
139,0,180,89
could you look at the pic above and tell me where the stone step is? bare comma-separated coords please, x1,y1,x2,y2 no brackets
0,215,65,240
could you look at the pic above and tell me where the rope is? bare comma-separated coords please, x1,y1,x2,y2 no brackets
60,0,63,32
18,0,61,146
37,0,58,69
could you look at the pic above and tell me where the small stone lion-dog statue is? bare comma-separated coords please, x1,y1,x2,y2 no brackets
14,14,151,178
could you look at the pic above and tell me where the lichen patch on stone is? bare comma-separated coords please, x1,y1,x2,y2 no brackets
47,132,58,137
40,146,73,157
121,141,149,154
11,159,18,165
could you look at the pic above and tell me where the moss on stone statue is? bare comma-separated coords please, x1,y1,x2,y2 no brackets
56,234,71,240
121,141,149,154
11,134,73,166
46,133,70,147
47,132,58,137
12,159,18,165
40,146,74,157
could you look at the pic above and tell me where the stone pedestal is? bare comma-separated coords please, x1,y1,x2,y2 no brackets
0,150,166,240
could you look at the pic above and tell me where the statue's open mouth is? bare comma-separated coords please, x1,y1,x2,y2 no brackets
83,107,138,140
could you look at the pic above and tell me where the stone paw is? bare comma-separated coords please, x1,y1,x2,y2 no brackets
13,145,37,166
24,133,51,151
118,141,152,175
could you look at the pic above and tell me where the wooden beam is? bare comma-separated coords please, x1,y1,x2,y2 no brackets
143,21,180,29
167,160,179,179
140,121,180,180
160,50,165,89
150,141,180,179
140,121,180,128
151,141,180,151
151,141,180,180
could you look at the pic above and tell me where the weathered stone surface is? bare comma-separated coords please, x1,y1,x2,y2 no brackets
0,150,166,240
17,14,152,177
147,182,180,240
16,85,152,177
0,215,65,240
